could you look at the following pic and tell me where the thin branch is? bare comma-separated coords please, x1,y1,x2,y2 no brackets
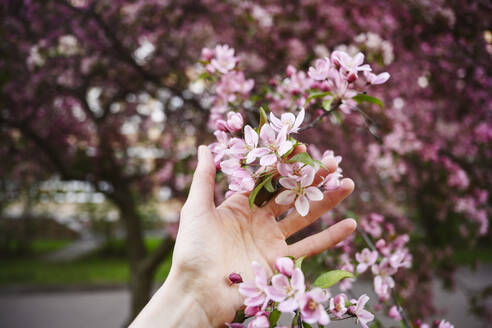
298,99,342,133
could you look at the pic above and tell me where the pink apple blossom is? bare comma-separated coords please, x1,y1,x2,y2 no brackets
274,257,294,276
308,58,331,80
364,71,391,85
372,259,397,300
275,166,323,216
248,124,293,166
438,320,454,328
329,293,348,318
269,108,305,134
226,112,244,132
266,269,305,313
299,288,331,325
355,248,379,273
331,50,372,82
247,312,270,328
388,305,402,321
211,44,237,74
238,261,269,308
349,294,375,328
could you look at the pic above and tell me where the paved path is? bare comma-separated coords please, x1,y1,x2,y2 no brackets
43,233,103,262
0,265,490,327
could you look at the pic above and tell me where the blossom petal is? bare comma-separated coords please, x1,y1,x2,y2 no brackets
295,195,310,216
278,140,293,156
291,268,305,291
279,177,297,189
244,125,258,148
275,190,296,205
278,298,298,313
293,108,305,130
305,186,323,201
259,153,277,166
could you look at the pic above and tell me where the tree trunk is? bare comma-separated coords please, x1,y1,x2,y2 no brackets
129,264,154,320
110,188,174,323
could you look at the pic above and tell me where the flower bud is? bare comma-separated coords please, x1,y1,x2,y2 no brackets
226,112,244,132
244,306,260,316
228,272,243,284
216,119,229,132
286,64,296,77
274,257,294,276
347,72,358,83
201,47,214,61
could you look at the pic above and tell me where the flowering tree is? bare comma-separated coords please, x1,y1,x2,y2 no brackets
1,0,490,324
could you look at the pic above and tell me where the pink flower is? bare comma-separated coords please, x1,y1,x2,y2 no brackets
331,51,371,82
209,130,229,163
228,168,255,193
322,150,342,166
266,268,305,313
355,248,379,273
388,305,402,321
275,166,323,216
201,47,214,61
389,249,412,269
320,171,343,190
244,125,260,164
299,288,331,325
211,44,236,74
364,71,390,85
247,312,270,328
226,112,244,132
238,261,269,308
329,293,348,318
308,58,331,80
349,294,374,328
248,124,293,166
438,320,454,328
269,108,305,134
372,259,396,300
274,257,294,276
277,161,304,178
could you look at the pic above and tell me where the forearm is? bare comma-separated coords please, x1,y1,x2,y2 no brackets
129,271,213,328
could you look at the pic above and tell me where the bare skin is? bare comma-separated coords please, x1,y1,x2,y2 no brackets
130,145,356,327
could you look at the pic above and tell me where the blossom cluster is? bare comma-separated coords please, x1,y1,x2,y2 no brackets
230,257,374,328
209,106,343,216
200,45,254,129
267,49,390,114
338,213,412,303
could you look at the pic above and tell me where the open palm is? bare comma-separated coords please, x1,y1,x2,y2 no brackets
171,146,356,326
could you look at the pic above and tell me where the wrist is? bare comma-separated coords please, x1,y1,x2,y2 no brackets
129,270,213,328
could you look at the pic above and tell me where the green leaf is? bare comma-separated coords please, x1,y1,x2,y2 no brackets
259,106,268,128
331,111,342,125
313,270,355,288
265,178,275,193
295,256,306,269
269,309,281,327
248,174,274,208
302,322,313,328
322,97,334,111
197,71,212,80
305,91,333,103
287,152,326,169
353,94,384,109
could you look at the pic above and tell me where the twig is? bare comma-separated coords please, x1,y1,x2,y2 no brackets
298,100,341,132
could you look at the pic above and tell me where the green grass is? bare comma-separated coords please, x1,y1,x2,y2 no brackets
453,246,492,265
0,238,173,286
31,239,73,255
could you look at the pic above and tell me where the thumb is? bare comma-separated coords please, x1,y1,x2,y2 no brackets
186,145,216,211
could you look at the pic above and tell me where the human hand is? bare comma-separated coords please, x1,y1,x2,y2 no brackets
131,145,355,327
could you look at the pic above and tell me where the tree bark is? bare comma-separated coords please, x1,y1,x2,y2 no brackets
110,188,174,322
